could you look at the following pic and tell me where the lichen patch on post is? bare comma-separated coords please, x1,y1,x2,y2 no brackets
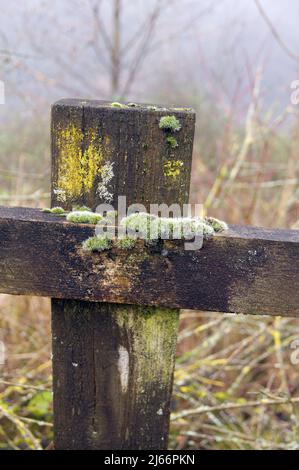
117,345,129,393
163,160,184,178
53,188,66,203
114,307,180,386
97,161,114,203
55,124,109,201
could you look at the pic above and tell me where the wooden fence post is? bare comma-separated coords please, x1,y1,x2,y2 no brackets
51,100,195,450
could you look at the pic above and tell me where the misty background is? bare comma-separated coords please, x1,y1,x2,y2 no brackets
1,0,299,117
1,0,299,450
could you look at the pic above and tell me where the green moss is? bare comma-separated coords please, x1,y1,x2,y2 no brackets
51,206,65,214
153,217,214,240
204,216,228,232
42,206,65,214
72,205,92,212
159,115,181,132
82,235,112,252
111,102,126,108
121,212,216,242
166,136,178,148
172,107,192,111
121,212,157,240
116,236,137,250
114,306,179,385
66,210,103,224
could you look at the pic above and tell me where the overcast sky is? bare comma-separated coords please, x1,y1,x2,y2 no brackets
1,0,299,120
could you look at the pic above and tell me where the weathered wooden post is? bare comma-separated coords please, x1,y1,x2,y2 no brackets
51,100,195,449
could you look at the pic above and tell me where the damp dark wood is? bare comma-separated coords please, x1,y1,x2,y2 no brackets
0,207,298,317
50,100,195,450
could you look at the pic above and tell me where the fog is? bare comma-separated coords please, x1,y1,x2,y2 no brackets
1,0,299,121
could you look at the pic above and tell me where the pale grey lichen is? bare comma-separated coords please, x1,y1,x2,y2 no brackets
97,161,114,203
53,188,66,203
82,235,112,252
159,115,181,132
66,210,103,224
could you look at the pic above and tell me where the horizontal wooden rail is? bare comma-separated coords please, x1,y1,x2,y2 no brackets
0,206,298,316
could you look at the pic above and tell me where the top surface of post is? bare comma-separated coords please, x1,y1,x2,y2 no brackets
51,99,196,210
52,98,195,115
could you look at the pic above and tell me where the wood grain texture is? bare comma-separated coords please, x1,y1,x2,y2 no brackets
51,99,195,210
52,302,179,449
0,207,298,317
50,101,195,450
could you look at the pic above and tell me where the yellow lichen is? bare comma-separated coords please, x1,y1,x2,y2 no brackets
163,160,184,178
56,125,109,200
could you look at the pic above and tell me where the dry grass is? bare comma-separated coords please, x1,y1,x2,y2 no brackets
0,89,299,449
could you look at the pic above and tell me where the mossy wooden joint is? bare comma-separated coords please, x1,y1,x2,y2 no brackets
51,100,195,450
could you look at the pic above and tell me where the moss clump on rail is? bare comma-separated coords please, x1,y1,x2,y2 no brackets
121,212,157,240
66,210,103,224
116,236,137,250
121,212,226,241
42,206,65,215
65,208,118,225
72,205,92,212
103,210,118,224
204,216,228,232
79,211,227,252
82,235,112,252
111,102,127,108
82,235,137,252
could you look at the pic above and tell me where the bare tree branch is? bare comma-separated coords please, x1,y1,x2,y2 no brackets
254,0,299,63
